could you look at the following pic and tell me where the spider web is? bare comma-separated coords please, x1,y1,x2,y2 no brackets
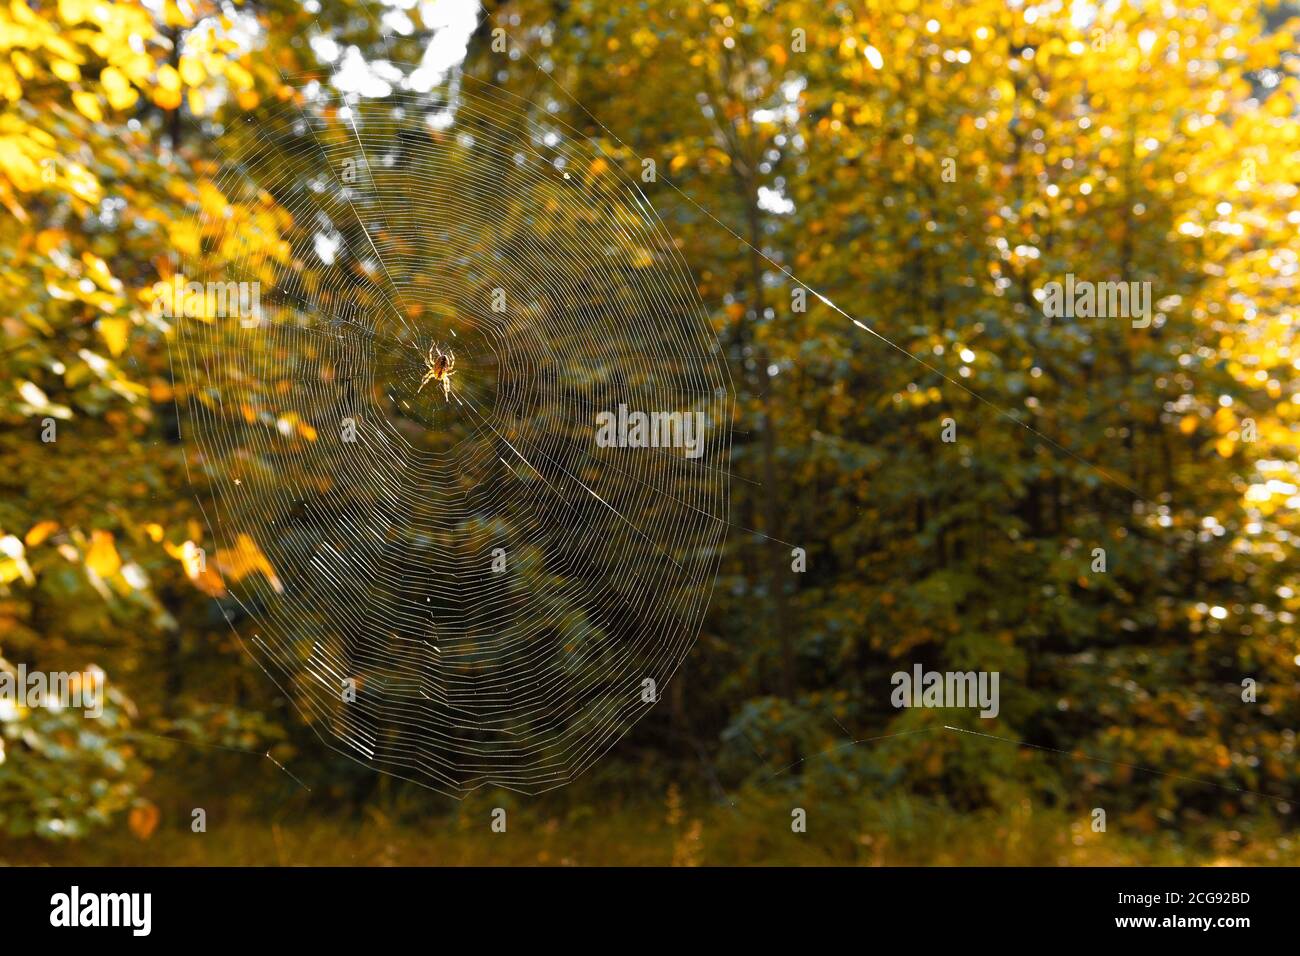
170,72,732,796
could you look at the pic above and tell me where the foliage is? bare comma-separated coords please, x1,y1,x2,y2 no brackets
0,656,143,838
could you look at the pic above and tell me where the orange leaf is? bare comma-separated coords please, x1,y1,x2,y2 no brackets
216,533,282,593
24,521,58,547
128,801,160,841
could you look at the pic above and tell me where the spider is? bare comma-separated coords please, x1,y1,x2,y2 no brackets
417,343,456,401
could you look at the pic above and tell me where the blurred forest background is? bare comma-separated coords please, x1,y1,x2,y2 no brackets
3,0,1300,865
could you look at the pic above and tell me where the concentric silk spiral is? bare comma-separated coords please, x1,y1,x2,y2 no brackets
172,78,731,795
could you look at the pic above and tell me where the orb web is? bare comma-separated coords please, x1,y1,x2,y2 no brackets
171,77,731,796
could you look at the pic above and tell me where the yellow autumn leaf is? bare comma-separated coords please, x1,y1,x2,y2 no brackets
71,90,102,122
178,55,206,87
81,250,115,288
98,317,129,356
50,59,80,83
168,220,200,257
85,530,121,578
0,63,21,102
107,84,137,110
0,552,35,586
162,0,187,27
58,0,95,23
10,50,35,80
157,63,181,92
197,181,228,218
100,66,137,110
224,61,253,91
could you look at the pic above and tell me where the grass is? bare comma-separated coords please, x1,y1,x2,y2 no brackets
6,786,1296,866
